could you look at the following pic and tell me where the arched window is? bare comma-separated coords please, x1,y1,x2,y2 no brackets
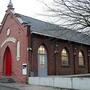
61,48,69,66
38,45,48,76
38,45,47,65
16,41,20,61
78,51,84,66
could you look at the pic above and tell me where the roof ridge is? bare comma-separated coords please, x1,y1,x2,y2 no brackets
15,13,59,26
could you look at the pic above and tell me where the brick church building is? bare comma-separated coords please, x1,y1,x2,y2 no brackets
0,1,90,83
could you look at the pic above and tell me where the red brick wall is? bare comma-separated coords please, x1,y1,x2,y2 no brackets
0,13,28,83
31,35,56,76
73,45,88,74
31,34,89,76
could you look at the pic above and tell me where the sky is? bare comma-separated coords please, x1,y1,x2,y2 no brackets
0,0,54,23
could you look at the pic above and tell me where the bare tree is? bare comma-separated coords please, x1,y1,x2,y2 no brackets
41,0,90,32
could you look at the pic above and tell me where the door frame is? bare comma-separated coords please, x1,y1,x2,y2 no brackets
3,47,12,76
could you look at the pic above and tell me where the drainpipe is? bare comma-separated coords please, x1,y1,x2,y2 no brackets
87,48,90,73
73,46,77,74
26,24,32,83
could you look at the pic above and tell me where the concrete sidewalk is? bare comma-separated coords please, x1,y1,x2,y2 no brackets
0,83,69,90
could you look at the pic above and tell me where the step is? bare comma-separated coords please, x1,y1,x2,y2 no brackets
0,77,16,83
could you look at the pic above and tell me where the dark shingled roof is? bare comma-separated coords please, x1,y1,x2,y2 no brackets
15,13,90,45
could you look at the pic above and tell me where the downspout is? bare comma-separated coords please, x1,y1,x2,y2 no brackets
26,24,32,83
87,48,90,73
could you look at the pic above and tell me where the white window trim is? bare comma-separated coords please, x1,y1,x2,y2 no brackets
16,41,20,61
1,37,16,48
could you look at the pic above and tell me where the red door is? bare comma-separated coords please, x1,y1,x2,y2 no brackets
4,47,12,76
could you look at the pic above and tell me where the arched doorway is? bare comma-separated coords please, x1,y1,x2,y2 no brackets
3,47,12,76
38,45,48,76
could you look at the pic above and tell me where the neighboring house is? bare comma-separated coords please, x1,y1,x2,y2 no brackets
0,1,90,83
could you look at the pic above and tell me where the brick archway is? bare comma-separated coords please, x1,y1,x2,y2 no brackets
3,47,12,76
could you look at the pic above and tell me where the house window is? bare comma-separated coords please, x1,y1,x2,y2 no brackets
78,51,84,66
38,45,47,65
61,48,69,66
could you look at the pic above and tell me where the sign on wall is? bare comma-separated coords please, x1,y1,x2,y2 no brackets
22,63,27,75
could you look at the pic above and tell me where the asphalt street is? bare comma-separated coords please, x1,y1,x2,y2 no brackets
0,83,68,90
